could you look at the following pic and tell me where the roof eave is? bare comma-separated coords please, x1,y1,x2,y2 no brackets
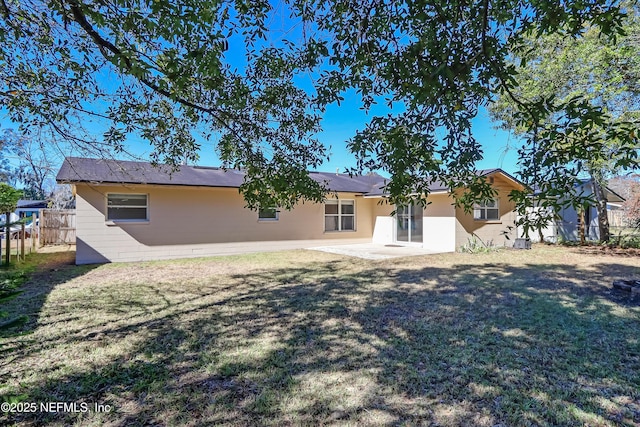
482,169,528,191
61,178,372,194
363,189,450,198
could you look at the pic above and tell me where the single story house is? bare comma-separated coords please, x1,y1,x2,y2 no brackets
15,199,48,218
57,157,526,264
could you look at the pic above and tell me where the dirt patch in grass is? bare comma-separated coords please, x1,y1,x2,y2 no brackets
1,245,639,426
571,244,640,258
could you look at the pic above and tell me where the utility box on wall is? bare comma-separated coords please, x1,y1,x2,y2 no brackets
514,238,531,250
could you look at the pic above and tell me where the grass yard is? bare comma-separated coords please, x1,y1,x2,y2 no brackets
0,245,639,426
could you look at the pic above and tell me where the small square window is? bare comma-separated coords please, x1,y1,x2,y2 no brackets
324,199,355,231
258,207,279,221
473,199,499,221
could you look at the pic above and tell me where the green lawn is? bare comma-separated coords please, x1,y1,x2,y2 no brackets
0,246,639,426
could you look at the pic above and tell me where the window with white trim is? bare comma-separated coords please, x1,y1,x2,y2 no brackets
258,207,279,221
107,194,148,221
473,199,499,220
324,199,355,231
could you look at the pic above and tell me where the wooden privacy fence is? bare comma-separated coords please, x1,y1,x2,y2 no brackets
40,209,76,245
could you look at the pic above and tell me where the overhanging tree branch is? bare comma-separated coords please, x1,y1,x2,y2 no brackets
0,0,10,19
66,1,249,146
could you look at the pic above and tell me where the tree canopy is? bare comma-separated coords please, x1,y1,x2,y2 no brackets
0,183,22,215
489,2,640,174
488,3,640,240
1,0,638,209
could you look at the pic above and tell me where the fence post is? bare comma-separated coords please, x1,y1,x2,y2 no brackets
31,214,36,253
21,222,25,261
39,209,43,247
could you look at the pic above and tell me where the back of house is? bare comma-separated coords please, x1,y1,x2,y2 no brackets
57,157,525,264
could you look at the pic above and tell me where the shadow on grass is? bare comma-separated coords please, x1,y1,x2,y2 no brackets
2,255,639,426
0,250,97,338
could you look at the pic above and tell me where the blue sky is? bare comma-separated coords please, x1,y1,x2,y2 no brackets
139,8,524,177
1,4,525,181
115,5,525,177
188,101,522,177
314,102,521,175
1,99,522,181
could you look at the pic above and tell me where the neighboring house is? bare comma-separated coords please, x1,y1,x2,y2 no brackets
0,200,46,223
15,199,48,218
526,179,626,242
57,157,525,264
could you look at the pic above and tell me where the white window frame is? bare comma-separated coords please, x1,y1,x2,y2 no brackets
106,193,149,222
473,198,499,221
324,199,356,232
258,207,279,221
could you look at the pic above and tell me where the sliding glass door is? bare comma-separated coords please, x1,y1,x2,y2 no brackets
396,204,423,243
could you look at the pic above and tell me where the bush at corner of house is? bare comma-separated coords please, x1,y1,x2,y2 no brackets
459,237,501,254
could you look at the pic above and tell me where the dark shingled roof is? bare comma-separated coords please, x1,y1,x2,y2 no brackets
57,158,524,196
362,168,523,196
16,200,47,208
57,157,389,194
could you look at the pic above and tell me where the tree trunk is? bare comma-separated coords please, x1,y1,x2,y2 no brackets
592,180,610,242
578,208,586,245
538,225,544,244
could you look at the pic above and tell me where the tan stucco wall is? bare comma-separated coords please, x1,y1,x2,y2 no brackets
424,193,454,217
370,195,455,217
75,184,377,263
371,198,393,217
454,174,519,249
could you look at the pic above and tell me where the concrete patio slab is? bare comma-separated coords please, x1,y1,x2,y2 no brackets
51,240,444,262
307,243,443,260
